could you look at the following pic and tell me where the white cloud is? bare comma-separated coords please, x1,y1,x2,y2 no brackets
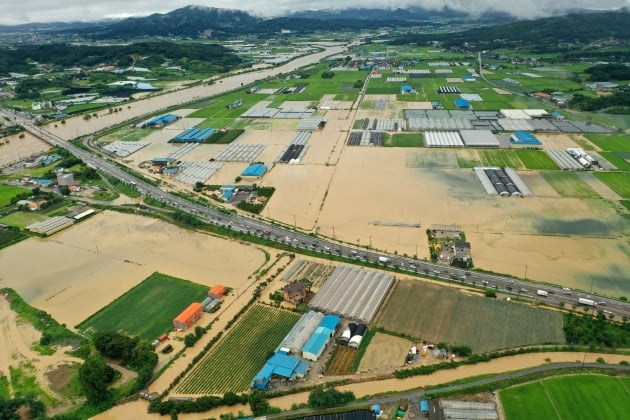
0,0,627,25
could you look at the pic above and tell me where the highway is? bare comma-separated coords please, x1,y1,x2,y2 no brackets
2,96,629,319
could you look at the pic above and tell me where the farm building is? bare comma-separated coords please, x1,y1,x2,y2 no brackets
143,114,180,128
309,265,394,323
200,296,221,313
510,131,542,146
463,75,476,82
151,157,175,167
173,302,203,331
339,322,357,345
459,130,500,148
251,350,309,390
209,285,226,299
241,163,268,178
276,311,324,354
301,314,341,361
26,216,74,236
170,128,216,143
281,281,309,304
454,98,470,110
348,324,367,349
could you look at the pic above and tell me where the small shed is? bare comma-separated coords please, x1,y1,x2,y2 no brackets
401,84,414,94
209,285,226,299
241,163,268,178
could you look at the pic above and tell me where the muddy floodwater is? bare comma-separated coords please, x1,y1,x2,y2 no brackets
0,211,265,326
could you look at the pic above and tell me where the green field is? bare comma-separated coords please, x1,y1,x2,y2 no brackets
78,272,208,341
384,133,424,147
598,152,630,171
176,305,300,395
514,150,560,170
477,150,524,169
100,128,152,143
584,134,630,152
0,211,47,228
594,172,630,199
501,375,630,420
375,280,564,353
541,172,600,198
0,184,30,208
0,229,28,249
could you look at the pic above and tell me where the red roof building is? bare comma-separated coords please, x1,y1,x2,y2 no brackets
209,285,226,299
173,302,203,331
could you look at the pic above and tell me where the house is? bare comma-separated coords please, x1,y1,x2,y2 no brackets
173,302,203,331
17,199,47,211
57,172,75,186
453,241,472,260
281,281,308,304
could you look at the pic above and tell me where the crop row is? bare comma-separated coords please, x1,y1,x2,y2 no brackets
176,305,299,395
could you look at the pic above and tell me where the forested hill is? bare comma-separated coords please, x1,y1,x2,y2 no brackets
0,42,241,76
391,10,630,47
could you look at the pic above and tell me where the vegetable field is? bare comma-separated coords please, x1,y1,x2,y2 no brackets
500,375,630,420
594,172,630,199
515,150,560,170
176,305,300,395
541,172,600,198
477,150,524,169
78,272,208,341
374,280,564,353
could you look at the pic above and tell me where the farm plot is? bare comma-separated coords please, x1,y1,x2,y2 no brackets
598,152,630,171
283,260,336,289
78,272,208,341
176,305,299,395
514,150,560,170
0,184,29,208
501,375,630,420
326,346,358,376
477,150,524,169
594,172,630,199
541,172,600,198
384,133,424,147
374,280,563,353
583,134,630,151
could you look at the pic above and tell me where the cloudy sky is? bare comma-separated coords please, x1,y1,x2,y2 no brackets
0,0,627,25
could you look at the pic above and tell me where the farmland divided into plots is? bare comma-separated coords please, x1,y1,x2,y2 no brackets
375,280,564,353
540,172,600,198
176,305,300,395
515,150,560,170
594,172,630,199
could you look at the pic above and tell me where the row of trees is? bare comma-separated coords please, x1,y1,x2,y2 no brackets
568,92,630,112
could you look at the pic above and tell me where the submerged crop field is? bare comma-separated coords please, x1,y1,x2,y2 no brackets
176,305,300,395
375,280,564,353
500,375,630,420
78,272,208,341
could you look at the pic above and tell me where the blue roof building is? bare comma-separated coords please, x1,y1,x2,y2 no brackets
510,131,542,146
551,111,565,120
251,351,309,390
455,98,470,109
169,128,216,143
302,314,340,361
241,163,268,178
463,75,476,82
145,114,179,127
401,85,414,94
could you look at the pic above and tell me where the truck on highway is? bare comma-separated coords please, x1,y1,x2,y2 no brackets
578,297,597,307
537,290,549,297
378,256,390,263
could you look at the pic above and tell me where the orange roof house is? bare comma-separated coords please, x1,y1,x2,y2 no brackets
173,302,203,331
209,285,226,299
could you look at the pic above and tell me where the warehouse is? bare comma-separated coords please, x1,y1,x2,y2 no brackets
510,131,542,146
169,128,216,143
251,351,309,390
241,163,268,178
459,130,500,148
209,285,226,299
173,302,203,331
424,131,464,147
301,314,341,361
276,311,324,354
309,265,394,323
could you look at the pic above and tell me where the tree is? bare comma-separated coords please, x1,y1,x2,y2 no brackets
484,290,496,298
249,391,272,416
307,386,355,408
79,355,116,404
184,334,198,347
60,186,71,195
194,326,206,339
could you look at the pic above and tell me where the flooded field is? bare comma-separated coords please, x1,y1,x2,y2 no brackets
0,211,265,326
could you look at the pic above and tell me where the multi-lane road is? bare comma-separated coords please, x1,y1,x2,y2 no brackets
2,57,628,320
